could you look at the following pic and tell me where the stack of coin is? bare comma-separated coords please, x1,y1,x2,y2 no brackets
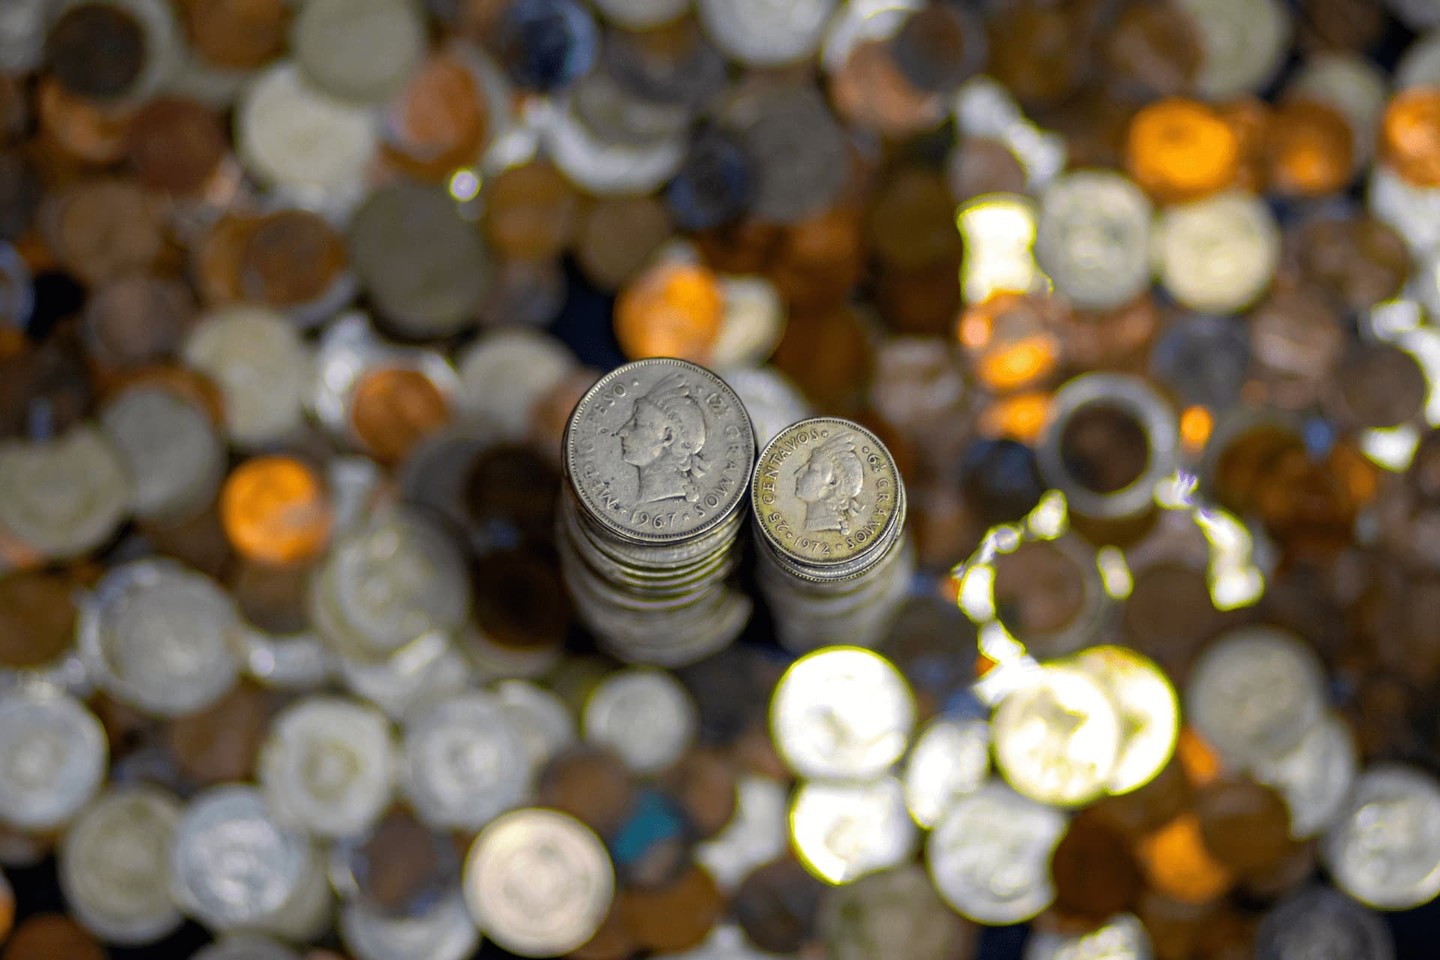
559,358,756,666
751,418,913,652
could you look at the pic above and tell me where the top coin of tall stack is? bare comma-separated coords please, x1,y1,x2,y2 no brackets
559,357,756,666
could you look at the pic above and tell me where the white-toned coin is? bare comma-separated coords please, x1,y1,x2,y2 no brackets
902,717,990,828
462,808,614,958
402,691,531,831
335,631,473,721
236,61,378,205
0,686,106,831
79,558,242,717
1254,712,1357,839
1185,626,1325,770
1177,0,1289,99
592,0,690,29
992,663,1122,808
926,780,1065,925
698,0,836,66
494,680,577,777
1154,191,1280,314
182,305,311,448
1024,912,1152,960
98,385,225,524
1070,646,1179,797
820,863,971,960
193,936,304,960
1389,0,1440,29
60,784,183,946
583,667,697,774
723,366,813,450
339,886,480,960
0,426,131,561
1323,764,1440,911
457,328,577,440
711,275,785,370
1036,169,1152,311
292,0,424,104
695,775,790,894
260,696,396,839
789,777,918,885
170,785,314,930
769,646,915,781
1397,30,1440,88
1255,886,1394,960
544,95,687,195
1370,167,1440,256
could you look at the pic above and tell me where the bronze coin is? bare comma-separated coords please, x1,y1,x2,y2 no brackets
619,865,725,954
127,96,226,195
536,747,638,839
1,915,106,960
471,549,570,652
866,169,962,271
0,570,79,669
1050,810,1143,921
240,209,348,308
568,901,638,960
183,0,289,71
138,504,233,580
660,747,738,840
1122,563,1226,677
0,327,94,440
46,3,148,102
44,178,165,288
1298,0,1386,52
464,443,561,546
351,808,451,912
483,161,581,262
991,539,1089,640
167,681,270,786
230,557,313,636
82,273,197,373
874,258,963,337
1194,778,1296,878
349,367,453,465
37,77,135,165
732,858,827,954
577,195,673,292
1335,343,1429,429
195,213,262,306
1103,0,1201,101
829,40,942,138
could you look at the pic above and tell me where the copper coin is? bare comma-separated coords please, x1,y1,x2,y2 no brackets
829,40,942,139
568,901,638,960
1122,563,1226,677
1380,87,1440,188
1066,293,1161,373
349,367,453,464
618,865,724,954
1298,0,1386,52
1103,0,1202,101
1090,756,1193,840
382,51,489,181
230,558,311,635
463,443,561,546
991,539,1089,639
0,570,79,669
220,456,334,567
350,808,450,913
946,136,1028,202
1211,422,1305,516
1124,97,1241,203
471,549,570,652
1266,98,1354,196
1335,343,1429,429
731,858,826,954
875,258,963,337
44,178,164,288
37,78,134,165
138,503,233,580
770,304,873,413
613,261,723,363
195,213,262,306
46,3,147,102
1050,810,1143,922
183,0,289,71
82,273,197,373
957,292,1066,394
660,747,738,840
239,209,348,308
483,161,582,262
1293,213,1408,314
1135,812,1235,904
167,681,270,786
576,195,673,291
537,747,638,839
986,2,1091,108
1,915,105,960
866,169,962,271
1194,778,1296,878
766,206,865,315
0,327,94,439
127,96,226,195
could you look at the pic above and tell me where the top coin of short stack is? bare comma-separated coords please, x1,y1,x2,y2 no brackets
559,357,756,665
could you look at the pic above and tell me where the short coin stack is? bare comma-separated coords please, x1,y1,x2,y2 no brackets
560,358,756,666
751,418,913,652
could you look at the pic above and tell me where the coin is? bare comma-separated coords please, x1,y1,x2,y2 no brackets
99,384,225,525
1254,712,1357,839
694,775,790,894
1154,191,1281,313
194,937,303,960
1025,913,1152,960
292,0,424,104
789,777,918,885
1323,764,1440,910
926,780,1066,925
992,663,1123,808
1254,886,1394,960
401,691,531,831
902,717,990,828
1071,645,1180,797
182,305,311,448
0,686,106,832
1036,169,1153,311
338,886,479,960
698,0,836,67
462,807,615,957
0,425,131,560
769,646,914,781
584,668,698,774
1177,0,1289,98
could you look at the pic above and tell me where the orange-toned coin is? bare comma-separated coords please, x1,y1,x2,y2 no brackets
614,261,724,363
127,96,227,196
381,51,489,181
239,209,348,307
1267,98,1354,196
220,456,333,566
766,206,866,314
1380,87,1440,188
1,915,105,960
182,0,290,71
36,78,133,166
349,366,453,464
829,39,943,138
482,160,581,262
1136,812,1235,904
956,292,1065,393
1124,97,1241,203
195,213,263,305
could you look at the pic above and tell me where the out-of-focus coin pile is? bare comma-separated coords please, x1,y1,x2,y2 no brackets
3,0,1440,959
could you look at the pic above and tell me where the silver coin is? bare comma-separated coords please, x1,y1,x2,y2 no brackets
1254,712,1358,839
992,664,1122,808
789,777,917,885
695,775,790,894
98,384,225,524
1185,626,1326,771
457,329,577,440
334,632,472,721
339,886,479,960
1323,764,1440,910
733,85,848,224
724,366,813,450
60,784,183,946
402,691,531,831
182,305,311,448
193,936,304,960
926,780,1065,925
583,667,697,774
0,686,106,831
1024,913,1152,960
903,717,990,829
698,0,836,66
565,358,755,545
821,864,972,960
1388,0,1440,29
1255,886,1394,960
1154,190,1281,314
1177,0,1289,98
493,680,577,778
292,0,424,104
1396,29,1440,88
462,808,614,957
1036,170,1152,311
544,95,687,195
0,426,132,560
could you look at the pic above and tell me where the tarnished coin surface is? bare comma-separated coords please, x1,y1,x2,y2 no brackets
1323,764,1440,910
1255,886,1394,960
1035,169,1153,311
752,418,902,573
565,358,755,545
462,807,614,957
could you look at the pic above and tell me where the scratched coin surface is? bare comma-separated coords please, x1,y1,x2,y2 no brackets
564,358,755,545
752,418,902,571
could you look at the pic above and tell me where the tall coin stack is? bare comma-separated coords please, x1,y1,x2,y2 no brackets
560,358,757,666
751,418,913,653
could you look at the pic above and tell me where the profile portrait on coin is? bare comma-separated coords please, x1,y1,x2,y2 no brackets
614,372,711,504
794,434,866,535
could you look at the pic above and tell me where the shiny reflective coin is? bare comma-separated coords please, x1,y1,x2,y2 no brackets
789,778,917,885
79,558,242,717
0,426,131,560
339,886,479,960
99,384,225,524
259,696,396,839
1154,190,1281,313
769,646,915,781
1255,886,1394,960
1071,646,1179,797
992,664,1123,808
565,358,755,545
1036,169,1153,311
1185,626,1325,770
0,686,106,831
171,785,313,930
698,0,836,66
462,808,615,957
1024,912,1152,960
59,785,183,945
1254,712,1357,839
724,367,812,450
695,775,790,894
182,305,311,448
544,94,688,195
402,691,530,831
902,717,990,828
584,667,698,774
926,780,1065,925
1323,764,1440,910
292,0,423,104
